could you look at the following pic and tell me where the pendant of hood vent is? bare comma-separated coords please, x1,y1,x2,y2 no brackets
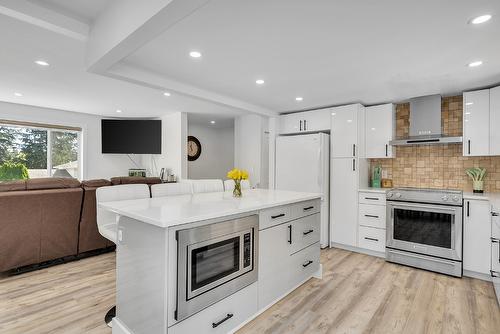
389,95,462,146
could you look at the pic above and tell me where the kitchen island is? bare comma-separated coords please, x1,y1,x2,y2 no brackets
99,189,323,334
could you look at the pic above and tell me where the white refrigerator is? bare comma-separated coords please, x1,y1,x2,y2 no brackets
275,133,330,248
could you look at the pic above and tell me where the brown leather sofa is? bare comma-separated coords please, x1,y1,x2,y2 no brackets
0,178,83,272
0,176,161,273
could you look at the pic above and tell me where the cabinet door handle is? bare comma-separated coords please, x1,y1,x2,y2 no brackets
364,214,380,219
288,225,292,244
304,119,307,131
352,159,356,171
303,206,314,211
364,237,379,242
271,213,285,219
212,313,234,328
467,201,470,217
302,260,313,268
300,120,302,131
385,144,388,157
353,144,356,157
491,270,500,278
303,229,314,235
468,140,471,155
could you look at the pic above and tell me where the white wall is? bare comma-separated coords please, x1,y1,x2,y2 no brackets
142,112,187,179
187,121,234,180
0,101,135,180
234,114,270,188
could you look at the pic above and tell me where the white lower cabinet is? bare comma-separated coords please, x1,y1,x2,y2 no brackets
288,242,320,288
463,199,491,275
259,212,320,309
358,226,385,252
168,283,258,334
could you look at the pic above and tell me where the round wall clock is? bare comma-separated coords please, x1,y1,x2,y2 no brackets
187,136,202,161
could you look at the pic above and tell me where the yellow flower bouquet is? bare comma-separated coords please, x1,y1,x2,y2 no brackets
227,168,249,197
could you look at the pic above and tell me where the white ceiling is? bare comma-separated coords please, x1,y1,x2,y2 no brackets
30,0,113,23
1,0,499,119
125,0,500,112
188,113,234,129
0,14,243,118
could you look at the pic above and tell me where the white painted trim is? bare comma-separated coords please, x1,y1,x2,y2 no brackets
463,270,492,282
112,317,132,334
330,242,386,258
0,0,88,40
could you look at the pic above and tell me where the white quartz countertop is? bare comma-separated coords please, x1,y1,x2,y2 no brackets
463,192,500,210
99,189,322,228
358,187,389,194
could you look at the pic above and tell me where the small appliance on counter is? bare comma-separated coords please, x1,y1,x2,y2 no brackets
371,166,382,188
128,168,146,177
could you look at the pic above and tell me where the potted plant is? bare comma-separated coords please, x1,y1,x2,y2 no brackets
466,167,487,193
227,168,249,197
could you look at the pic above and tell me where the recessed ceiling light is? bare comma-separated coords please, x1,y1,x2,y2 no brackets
14,92,22,97
35,60,49,66
347,119,353,123
468,60,483,67
163,92,171,97
470,14,492,25
116,109,122,113
189,51,202,58
295,97,303,101
256,79,265,85
371,127,376,131
331,112,336,116
210,120,216,124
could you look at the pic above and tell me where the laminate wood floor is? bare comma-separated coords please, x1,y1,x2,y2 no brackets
0,248,498,334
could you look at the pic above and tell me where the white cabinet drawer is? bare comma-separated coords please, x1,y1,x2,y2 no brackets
289,242,320,288
292,199,321,219
359,192,386,205
169,283,258,334
358,226,386,253
359,204,386,229
290,213,320,254
259,205,292,230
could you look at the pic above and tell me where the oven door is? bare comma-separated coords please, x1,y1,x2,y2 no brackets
186,228,253,300
387,201,462,261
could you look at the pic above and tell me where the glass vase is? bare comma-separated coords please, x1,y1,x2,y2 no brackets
233,179,242,197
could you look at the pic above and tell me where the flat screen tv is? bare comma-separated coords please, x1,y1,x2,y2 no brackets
101,119,161,154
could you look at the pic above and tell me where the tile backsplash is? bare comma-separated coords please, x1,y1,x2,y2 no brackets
369,96,500,192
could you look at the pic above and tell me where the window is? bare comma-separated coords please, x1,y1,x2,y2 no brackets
0,122,81,181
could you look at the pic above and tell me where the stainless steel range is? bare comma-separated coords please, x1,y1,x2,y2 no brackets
385,188,463,277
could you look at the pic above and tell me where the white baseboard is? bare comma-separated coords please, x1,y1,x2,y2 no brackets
463,270,492,282
112,318,132,334
330,242,385,258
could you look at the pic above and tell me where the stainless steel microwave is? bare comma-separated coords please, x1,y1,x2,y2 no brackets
176,215,258,321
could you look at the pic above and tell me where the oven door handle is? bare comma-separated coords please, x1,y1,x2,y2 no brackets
387,201,461,214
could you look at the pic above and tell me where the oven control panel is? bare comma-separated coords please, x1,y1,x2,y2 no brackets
243,232,251,268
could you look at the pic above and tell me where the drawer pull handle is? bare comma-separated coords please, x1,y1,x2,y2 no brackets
212,313,234,328
271,213,285,219
491,270,500,278
303,206,314,211
364,197,379,201
302,260,313,268
364,214,379,219
364,237,379,242
303,229,314,236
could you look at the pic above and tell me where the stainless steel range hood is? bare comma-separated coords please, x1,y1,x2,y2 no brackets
390,94,463,146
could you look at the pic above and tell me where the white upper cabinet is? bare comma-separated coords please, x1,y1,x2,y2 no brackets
365,104,394,158
463,89,490,156
331,104,365,158
279,108,330,134
490,86,500,155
